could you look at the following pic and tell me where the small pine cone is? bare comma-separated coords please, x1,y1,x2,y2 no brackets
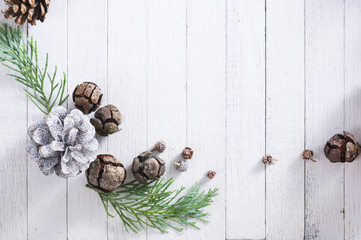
207,170,216,179
90,104,122,136
324,131,361,163
86,155,126,193
173,160,188,172
153,141,166,152
72,82,103,114
132,151,166,184
2,0,50,26
262,155,278,165
302,150,316,162
182,147,194,160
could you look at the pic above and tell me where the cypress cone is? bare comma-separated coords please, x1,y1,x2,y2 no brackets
324,131,361,163
1,0,50,26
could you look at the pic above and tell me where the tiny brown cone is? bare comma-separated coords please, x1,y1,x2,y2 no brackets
2,0,50,26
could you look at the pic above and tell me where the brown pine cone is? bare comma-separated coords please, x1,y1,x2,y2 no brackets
132,151,166,184
73,82,103,114
262,155,278,165
302,150,316,162
86,155,126,193
207,170,216,179
324,131,361,163
152,141,166,152
90,104,122,136
182,147,194,160
2,0,50,26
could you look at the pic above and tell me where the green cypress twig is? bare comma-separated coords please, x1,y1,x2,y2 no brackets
0,24,68,114
86,177,218,234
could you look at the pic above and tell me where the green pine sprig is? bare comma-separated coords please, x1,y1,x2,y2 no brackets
86,177,218,234
0,24,68,114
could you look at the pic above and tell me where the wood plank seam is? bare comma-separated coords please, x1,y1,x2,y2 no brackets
26,23,29,240
343,1,346,239
264,1,267,238
66,1,69,238
106,1,109,239
225,0,228,238
303,1,306,239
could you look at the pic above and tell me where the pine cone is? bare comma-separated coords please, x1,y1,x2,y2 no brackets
173,160,188,172
182,147,194,159
86,155,126,193
132,151,166,184
27,106,98,177
90,104,122,136
153,141,166,152
207,170,216,179
1,0,50,26
324,131,361,163
73,82,103,114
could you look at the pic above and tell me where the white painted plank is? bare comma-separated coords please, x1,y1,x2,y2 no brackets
226,0,265,238
305,1,345,239
107,0,148,239
27,1,68,239
147,0,186,238
345,0,361,239
266,1,304,239
0,9,28,239
185,0,225,239
67,0,108,239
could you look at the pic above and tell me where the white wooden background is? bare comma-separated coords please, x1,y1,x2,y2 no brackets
1,0,361,239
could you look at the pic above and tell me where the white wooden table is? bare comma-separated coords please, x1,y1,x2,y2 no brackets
1,0,361,239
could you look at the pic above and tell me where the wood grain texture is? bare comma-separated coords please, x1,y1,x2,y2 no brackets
147,0,187,238
226,0,265,239
107,0,148,239
67,0,108,239
266,0,304,239
0,7,28,239
184,0,226,239
305,0,345,239
3,1,361,239
27,0,68,239
345,0,361,239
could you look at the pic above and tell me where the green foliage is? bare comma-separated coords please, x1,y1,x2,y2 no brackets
86,177,218,234
0,24,68,114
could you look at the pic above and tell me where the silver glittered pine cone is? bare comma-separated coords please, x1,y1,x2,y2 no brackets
27,106,98,177
2,0,51,26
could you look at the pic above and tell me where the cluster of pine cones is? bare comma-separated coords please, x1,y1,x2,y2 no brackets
1,0,50,25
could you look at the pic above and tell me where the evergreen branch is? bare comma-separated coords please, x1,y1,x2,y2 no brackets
86,177,218,234
0,24,68,114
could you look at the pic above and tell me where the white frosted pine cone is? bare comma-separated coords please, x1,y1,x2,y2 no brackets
27,106,98,177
